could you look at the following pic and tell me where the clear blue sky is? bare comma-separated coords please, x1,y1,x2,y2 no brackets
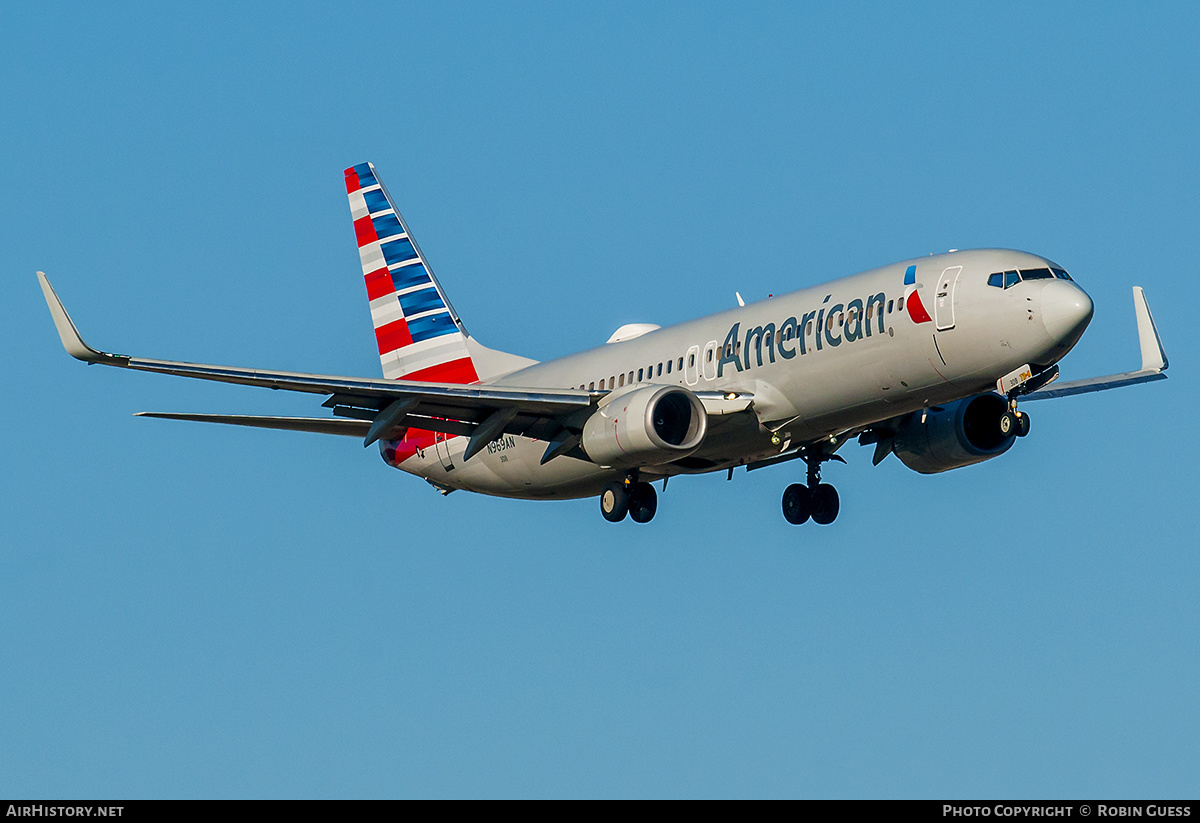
2,2,1197,798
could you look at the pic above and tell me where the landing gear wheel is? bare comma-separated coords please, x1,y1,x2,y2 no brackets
811,484,840,525
1015,411,1031,438
999,410,1018,438
782,483,811,525
600,481,629,522
628,482,658,523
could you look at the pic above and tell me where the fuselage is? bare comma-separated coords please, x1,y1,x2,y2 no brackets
384,248,1094,499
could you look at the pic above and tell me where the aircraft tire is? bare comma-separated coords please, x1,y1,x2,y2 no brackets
999,410,1017,438
1015,411,1031,437
600,481,629,522
811,484,839,525
782,483,811,525
628,482,658,523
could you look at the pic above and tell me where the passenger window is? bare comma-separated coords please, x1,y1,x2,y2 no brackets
628,371,634,383
657,363,662,376
609,377,615,389
866,306,872,320
589,381,595,391
619,373,625,387
897,297,904,312
887,300,894,313
666,360,672,374
678,357,684,370
688,354,695,368
638,368,644,381
806,321,813,335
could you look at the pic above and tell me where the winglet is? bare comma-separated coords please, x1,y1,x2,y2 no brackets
1133,286,1168,372
37,272,128,364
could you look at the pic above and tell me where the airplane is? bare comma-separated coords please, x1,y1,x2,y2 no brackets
38,161,1169,525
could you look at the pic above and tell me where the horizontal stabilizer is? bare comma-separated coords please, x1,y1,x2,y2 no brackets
1026,286,1168,400
135,413,369,437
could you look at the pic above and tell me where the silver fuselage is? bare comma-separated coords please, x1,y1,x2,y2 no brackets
390,249,1093,498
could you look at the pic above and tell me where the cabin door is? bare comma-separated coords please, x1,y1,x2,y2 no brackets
684,345,701,386
934,266,963,331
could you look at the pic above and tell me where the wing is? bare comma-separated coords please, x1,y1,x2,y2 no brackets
40,273,751,464
40,272,596,460
1024,286,1168,400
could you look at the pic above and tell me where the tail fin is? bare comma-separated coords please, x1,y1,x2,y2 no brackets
345,162,482,383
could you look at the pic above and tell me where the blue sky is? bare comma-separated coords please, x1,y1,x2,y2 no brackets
2,2,1197,798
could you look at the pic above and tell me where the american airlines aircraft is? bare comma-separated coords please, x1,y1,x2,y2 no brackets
39,162,1169,525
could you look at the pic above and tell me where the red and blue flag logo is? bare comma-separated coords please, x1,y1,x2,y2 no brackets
903,265,933,324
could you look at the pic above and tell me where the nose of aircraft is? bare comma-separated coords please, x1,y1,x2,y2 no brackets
1040,280,1094,347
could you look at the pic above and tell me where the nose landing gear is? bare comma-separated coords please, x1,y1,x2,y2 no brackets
999,401,1032,439
998,363,1054,440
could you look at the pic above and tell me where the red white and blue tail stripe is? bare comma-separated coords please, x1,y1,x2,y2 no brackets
345,162,480,383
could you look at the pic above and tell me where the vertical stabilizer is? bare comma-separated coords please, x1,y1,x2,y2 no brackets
345,162,481,383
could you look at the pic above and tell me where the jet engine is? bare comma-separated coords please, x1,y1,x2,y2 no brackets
892,393,1015,474
581,385,707,468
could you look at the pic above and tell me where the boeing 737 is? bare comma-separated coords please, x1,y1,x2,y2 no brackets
39,162,1169,525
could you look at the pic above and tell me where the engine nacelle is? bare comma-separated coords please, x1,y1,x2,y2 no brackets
892,393,1015,474
581,385,707,468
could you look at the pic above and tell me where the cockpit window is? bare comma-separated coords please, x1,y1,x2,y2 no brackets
988,267,1070,289
1019,267,1054,280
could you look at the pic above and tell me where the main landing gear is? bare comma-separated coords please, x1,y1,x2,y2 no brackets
781,452,842,526
600,472,658,524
